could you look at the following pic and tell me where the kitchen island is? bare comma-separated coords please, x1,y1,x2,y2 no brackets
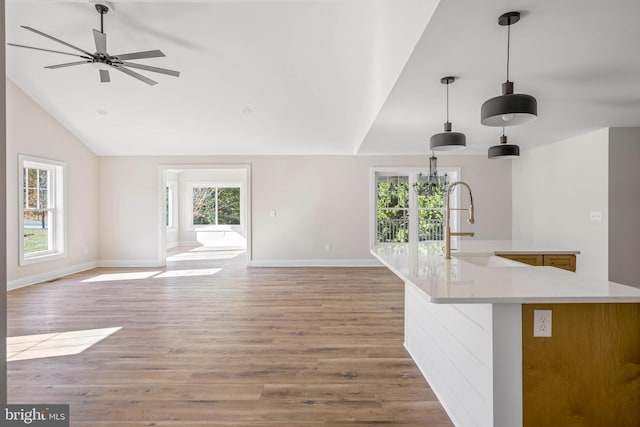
372,241,640,427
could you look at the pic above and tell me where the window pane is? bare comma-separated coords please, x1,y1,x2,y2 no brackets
26,189,38,209
27,168,37,190
39,169,49,190
417,184,444,241
23,211,50,254
166,186,171,227
39,189,49,209
192,187,216,225
218,188,240,225
376,176,410,243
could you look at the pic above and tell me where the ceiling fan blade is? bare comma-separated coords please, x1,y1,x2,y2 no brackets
112,65,158,86
120,61,180,77
7,43,91,59
100,69,111,83
45,60,90,69
93,29,107,54
21,25,94,57
112,50,165,61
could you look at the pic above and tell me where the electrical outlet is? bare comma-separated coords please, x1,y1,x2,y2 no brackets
533,309,552,337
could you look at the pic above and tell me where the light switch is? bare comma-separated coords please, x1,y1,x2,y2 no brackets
270,210,277,218
590,211,602,222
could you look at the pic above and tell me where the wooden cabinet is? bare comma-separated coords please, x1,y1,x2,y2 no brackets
542,254,576,272
522,303,640,426
496,253,577,272
496,254,543,267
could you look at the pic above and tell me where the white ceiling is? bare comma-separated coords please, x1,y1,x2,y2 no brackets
6,0,640,156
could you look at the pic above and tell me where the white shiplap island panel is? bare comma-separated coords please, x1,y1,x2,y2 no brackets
372,241,640,427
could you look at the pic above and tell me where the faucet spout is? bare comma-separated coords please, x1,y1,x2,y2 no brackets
444,181,475,259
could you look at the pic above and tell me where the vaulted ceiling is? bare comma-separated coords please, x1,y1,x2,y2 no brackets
6,0,640,156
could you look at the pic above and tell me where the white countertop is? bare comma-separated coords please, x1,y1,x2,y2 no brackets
371,240,640,304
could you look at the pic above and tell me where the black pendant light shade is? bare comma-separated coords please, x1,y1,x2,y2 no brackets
481,82,537,126
430,76,466,151
481,11,537,127
430,130,466,151
488,132,520,159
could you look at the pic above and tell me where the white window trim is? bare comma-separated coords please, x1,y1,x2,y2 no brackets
19,155,67,266
185,181,243,231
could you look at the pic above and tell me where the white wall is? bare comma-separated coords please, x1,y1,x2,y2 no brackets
512,129,609,280
5,80,99,289
98,154,511,266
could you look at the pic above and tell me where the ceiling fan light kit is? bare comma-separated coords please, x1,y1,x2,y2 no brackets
430,76,467,151
8,3,180,86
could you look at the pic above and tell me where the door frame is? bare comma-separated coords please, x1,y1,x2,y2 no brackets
157,164,252,266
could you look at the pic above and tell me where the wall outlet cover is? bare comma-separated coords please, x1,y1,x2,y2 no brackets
533,309,552,337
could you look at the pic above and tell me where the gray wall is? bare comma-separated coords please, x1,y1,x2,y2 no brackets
1,0,7,404
608,128,640,287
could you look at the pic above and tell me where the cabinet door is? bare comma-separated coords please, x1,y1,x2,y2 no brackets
543,255,576,272
496,254,543,266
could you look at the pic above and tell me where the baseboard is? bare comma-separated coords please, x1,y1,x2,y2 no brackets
8,261,98,291
247,258,383,267
97,259,163,268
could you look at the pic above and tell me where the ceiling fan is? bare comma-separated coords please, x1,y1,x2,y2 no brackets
8,3,180,86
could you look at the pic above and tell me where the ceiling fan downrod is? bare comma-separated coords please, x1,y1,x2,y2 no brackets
95,4,108,34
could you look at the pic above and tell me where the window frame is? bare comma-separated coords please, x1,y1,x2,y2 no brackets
185,181,242,230
370,167,460,248
19,155,66,265
166,180,178,231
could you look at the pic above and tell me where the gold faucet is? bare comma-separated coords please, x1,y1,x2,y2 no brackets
444,181,475,259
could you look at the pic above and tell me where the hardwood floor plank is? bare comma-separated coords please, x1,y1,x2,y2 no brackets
7,248,452,426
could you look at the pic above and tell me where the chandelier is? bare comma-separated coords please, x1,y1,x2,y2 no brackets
413,151,449,196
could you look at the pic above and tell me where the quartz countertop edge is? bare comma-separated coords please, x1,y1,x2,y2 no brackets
371,241,640,304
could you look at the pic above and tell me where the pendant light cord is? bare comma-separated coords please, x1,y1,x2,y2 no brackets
446,80,450,122
506,20,511,82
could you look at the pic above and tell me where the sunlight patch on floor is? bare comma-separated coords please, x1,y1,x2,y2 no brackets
167,248,245,262
7,327,122,362
156,268,222,278
82,271,161,282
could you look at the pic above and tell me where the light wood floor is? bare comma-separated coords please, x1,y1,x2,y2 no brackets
7,247,453,426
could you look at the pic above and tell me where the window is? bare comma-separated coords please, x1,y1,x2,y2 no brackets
371,168,458,246
166,181,177,230
19,156,65,265
415,180,445,241
192,186,240,226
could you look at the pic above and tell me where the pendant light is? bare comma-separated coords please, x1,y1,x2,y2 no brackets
488,128,520,159
481,11,537,127
430,76,466,151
